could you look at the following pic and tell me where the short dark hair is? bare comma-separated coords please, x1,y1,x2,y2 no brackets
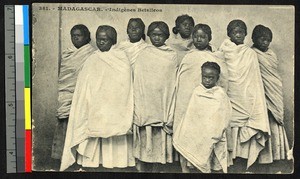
147,21,170,39
172,14,195,34
201,61,221,75
227,19,247,37
127,18,146,40
193,23,212,42
70,24,91,43
251,24,273,42
96,25,117,45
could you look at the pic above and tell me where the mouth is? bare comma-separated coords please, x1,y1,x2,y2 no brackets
130,33,138,36
194,43,204,47
203,83,212,88
182,30,191,34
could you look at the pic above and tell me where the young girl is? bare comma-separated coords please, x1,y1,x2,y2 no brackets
60,25,135,171
251,25,290,165
117,18,149,65
219,20,272,170
167,14,195,64
173,23,228,172
132,21,178,172
173,62,232,173
51,24,95,161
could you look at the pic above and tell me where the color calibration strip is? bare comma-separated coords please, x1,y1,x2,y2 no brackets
15,5,32,173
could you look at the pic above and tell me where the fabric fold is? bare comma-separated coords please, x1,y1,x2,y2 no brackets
117,39,149,65
167,34,194,64
173,84,232,173
219,39,271,168
60,47,133,171
57,44,95,119
173,49,228,133
253,47,290,161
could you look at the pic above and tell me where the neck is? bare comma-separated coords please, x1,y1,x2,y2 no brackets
179,33,190,39
253,44,268,52
130,39,141,43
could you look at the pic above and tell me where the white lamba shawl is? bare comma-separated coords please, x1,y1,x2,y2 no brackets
173,84,232,173
173,49,228,133
60,47,133,171
117,39,149,65
133,45,178,129
57,44,95,119
167,34,194,64
219,39,270,134
253,48,284,124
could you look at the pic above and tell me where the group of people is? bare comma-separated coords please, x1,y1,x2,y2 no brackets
50,14,291,173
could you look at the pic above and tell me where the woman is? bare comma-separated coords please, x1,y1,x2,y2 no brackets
167,14,195,64
60,25,134,171
51,24,95,160
132,21,178,172
219,19,271,170
173,23,228,173
251,25,290,171
117,18,149,65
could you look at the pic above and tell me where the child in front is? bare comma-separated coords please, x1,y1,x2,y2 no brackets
173,62,232,173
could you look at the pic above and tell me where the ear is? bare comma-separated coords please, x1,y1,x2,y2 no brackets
216,74,220,81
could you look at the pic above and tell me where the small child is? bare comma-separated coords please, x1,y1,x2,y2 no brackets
251,25,290,164
173,62,232,173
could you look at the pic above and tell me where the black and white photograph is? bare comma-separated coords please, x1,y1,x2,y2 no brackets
31,3,294,174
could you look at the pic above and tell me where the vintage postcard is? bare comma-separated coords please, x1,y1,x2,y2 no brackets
32,3,294,173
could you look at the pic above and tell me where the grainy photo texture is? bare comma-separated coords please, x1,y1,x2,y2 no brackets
32,3,294,173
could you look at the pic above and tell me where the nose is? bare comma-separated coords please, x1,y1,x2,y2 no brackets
235,33,241,38
197,37,202,42
154,35,160,41
263,40,269,45
99,40,105,45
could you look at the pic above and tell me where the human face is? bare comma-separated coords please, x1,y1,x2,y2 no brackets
128,21,144,43
149,28,167,47
201,67,219,89
229,26,246,45
254,35,271,52
71,29,88,49
96,31,113,52
178,19,194,39
193,29,209,50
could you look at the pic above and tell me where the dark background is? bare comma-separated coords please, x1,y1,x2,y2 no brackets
1,0,300,179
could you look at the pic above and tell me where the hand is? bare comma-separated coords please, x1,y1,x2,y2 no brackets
126,128,133,135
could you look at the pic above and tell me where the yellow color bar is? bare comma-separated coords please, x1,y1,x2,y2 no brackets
24,88,31,130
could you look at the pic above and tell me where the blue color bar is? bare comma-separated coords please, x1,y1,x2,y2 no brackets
23,6,29,45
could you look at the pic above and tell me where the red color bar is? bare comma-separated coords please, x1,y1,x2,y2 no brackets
25,130,32,172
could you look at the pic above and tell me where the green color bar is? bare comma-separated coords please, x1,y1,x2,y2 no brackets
24,45,30,88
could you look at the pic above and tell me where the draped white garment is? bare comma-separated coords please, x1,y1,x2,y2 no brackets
253,47,290,161
173,84,232,173
117,39,149,65
60,47,134,171
167,34,194,64
173,49,228,133
219,39,271,168
57,44,95,119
